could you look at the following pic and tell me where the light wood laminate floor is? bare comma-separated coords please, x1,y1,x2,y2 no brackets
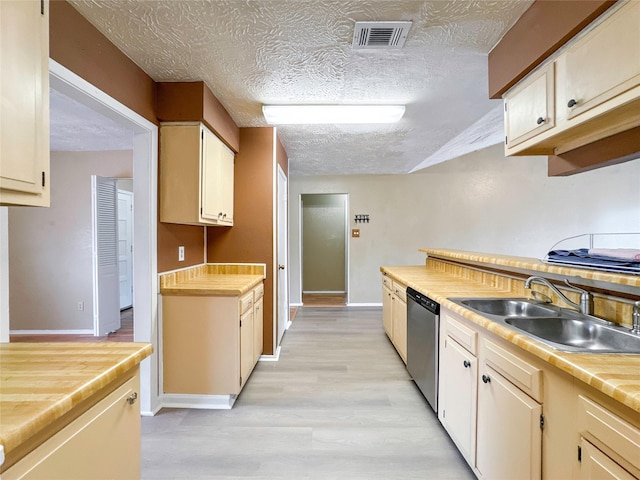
142,307,474,479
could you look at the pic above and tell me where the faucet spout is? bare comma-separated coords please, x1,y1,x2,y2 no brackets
631,301,640,335
524,276,593,315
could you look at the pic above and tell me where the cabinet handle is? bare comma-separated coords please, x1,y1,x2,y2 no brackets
218,212,223,217
279,264,285,270
536,116,545,125
481,374,491,384
567,99,578,108
127,392,138,405
463,360,471,368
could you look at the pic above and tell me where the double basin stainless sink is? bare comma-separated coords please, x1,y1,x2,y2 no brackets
449,297,640,354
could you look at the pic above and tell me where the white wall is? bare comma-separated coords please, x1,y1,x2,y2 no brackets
8,151,133,331
289,145,640,304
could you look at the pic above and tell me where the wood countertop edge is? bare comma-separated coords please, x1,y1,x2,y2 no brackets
422,248,640,286
160,275,263,296
0,343,153,464
380,265,640,414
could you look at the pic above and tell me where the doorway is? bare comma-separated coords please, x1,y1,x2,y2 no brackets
301,193,348,306
49,60,158,415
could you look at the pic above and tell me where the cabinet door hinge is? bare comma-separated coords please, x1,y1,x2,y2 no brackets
504,103,507,112
540,414,545,430
41,171,45,187
239,376,242,386
442,409,445,419
577,446,582,462
41,0,44,15
505,135,508,145
240,320,242,327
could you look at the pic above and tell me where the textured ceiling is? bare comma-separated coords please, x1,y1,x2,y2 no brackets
62,0,533,174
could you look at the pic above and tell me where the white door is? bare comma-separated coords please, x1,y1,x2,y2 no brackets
277,165,289,346
117,190,133,310
92,176,121,336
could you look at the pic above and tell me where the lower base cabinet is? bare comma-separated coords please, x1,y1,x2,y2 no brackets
438,307,640,480
381,275,407,363
476,365,542,480
162,282,264,396
3,370,141,480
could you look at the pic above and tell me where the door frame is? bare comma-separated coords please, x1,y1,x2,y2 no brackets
298,193,350,304
276,165,289,347
117,188,134,310
49,60,160,416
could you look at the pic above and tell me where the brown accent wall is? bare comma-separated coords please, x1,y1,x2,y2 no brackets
207,128,276,355
157,223,205,272
548,127,640,176
488,0,615,99
49,1,157,124
156,82,240,152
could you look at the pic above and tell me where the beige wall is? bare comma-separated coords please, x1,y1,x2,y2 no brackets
8,150,133,331
302,194,346,292
289,145,640,304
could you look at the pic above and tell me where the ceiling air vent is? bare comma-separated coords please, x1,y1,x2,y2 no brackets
352,21,412,49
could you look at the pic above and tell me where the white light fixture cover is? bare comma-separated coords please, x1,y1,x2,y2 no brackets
262,105,405,124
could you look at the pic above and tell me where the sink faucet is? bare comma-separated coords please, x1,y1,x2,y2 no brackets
632,301,640,335
524,276,593,315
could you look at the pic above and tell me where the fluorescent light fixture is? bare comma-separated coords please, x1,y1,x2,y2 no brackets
262,105,405,124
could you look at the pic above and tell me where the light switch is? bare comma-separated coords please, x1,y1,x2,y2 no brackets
352,229,360,238
178,246,185,261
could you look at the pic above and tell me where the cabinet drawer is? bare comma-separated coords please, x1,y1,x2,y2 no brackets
444,312,477,356
253,283,264,301
579,438,637,480
482,338,542,402
240,291,253,314
577,395,640,472
382,275,393,290
393,282,407,302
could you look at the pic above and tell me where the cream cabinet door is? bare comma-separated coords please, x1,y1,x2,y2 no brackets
476,365,542,480
382,283,393,339
201,126,223,222
240,305,254,388
504,63,555,149
578,439,637,480
560,1,640,121
392,292,407,364
0,0,50,206
253,296,264,364
440,336,477,465
219,142,234,225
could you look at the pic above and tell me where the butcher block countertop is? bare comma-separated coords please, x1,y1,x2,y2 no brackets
160,264,265,296
0,342,153,469
161,274,263,296
380,263,640,414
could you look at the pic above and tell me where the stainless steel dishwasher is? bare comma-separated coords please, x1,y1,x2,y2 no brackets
406,287,440,412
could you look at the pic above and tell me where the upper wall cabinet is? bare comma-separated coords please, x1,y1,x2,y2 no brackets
504,63,555,150
504,1,640,157
160,123,234,226
0,0,50,207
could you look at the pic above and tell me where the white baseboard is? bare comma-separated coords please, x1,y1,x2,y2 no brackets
259,345,281,362
141,403,163,417
345,303,383,307
9,329,95,335
161,393,237,410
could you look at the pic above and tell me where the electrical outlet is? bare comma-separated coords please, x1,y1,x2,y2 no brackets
77,301,84,311
352,229,360,238
178,246,185,261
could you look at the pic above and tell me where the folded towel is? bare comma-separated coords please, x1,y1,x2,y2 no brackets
588,248,640,261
